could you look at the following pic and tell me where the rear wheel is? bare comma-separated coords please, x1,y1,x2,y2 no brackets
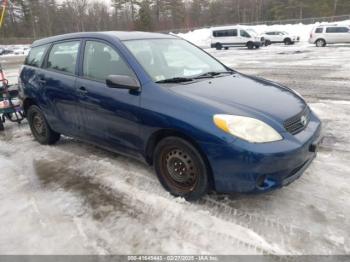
316,39,326,47
28,105,61,145
215,43,222,50
154,137,209,201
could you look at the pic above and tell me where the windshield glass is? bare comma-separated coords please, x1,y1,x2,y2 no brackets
246,29,258,36
123,39,227,82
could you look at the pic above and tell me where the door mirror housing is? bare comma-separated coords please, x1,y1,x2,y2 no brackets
106,75,140,91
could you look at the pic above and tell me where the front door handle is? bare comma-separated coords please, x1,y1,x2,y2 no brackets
37,78,46,85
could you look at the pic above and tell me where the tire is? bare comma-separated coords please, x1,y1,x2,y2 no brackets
224,47,229,50
284,38,292,45
247,42,254,49
215,43,222,50
255,45,260,49
27,105,61,145
154,137,209,201
316,39,326,47
265,40,271,46
0,120,4,131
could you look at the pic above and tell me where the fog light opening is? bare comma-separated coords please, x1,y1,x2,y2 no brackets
256,175,268,189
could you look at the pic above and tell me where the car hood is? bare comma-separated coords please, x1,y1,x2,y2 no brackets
168,74,306,123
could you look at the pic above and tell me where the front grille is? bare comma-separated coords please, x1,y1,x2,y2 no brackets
284,106,311,135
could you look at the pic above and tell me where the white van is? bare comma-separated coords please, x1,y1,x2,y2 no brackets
309,24,350,47
210,26,263,50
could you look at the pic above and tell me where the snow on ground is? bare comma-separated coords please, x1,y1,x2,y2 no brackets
0,42,350,255
178,20,350,47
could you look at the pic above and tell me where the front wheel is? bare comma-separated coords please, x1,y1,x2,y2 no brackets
284,38,292,45
154,137,209,201
27,105,61,145
247,42,254,49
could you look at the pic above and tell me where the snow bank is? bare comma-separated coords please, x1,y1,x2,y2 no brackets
178,20,350,48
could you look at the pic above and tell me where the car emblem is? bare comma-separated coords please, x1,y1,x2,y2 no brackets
301,115,308,126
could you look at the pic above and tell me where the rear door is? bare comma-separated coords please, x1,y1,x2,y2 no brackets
75,39,142,156
325,27,341,43
40,40,82,136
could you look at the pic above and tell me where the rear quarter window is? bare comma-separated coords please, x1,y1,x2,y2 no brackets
315,28,323,33
25,44,49,67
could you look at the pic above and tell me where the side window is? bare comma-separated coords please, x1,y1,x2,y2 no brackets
326,27,335,33
231,29,238,37
25,44,49,67
83,41,134,82
326,27,348,33
213,30,237,37
315,28,323,33
338,27,349,33
240,30,251,38
47,41,79,75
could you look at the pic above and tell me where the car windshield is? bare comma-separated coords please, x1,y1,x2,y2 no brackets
123,38,228,83
246,29,258,36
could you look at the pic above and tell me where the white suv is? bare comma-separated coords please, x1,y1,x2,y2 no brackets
309,25,350,47
262,31,300,45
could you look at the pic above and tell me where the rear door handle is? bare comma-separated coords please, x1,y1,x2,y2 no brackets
77,86,88,95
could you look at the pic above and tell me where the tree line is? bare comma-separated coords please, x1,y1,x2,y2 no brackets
1,0,350,40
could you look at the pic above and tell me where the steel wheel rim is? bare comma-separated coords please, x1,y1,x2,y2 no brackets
32,112,46,137
162,147,199,193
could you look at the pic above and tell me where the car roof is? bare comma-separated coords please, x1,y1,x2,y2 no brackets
211,26,242,31
31,31,176,47
316,24,350,27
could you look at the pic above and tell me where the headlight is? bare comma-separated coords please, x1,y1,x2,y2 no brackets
213,114,283,143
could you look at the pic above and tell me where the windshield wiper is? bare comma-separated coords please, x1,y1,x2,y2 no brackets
156,77,194,84
193,71,234,79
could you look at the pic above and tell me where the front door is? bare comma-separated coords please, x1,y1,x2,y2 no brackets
76,40,142,156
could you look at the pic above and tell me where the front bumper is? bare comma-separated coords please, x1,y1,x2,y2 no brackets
201,111,322,193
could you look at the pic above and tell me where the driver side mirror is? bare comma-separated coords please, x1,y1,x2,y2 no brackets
106,75,140,91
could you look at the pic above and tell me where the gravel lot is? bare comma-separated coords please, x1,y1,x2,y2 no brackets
0,43,349,255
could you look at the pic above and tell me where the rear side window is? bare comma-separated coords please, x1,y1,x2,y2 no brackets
83,41,134,82
315,28,323,33
213,29,237,37
25,44,49,67
326,27,349,33
47,41,80,75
